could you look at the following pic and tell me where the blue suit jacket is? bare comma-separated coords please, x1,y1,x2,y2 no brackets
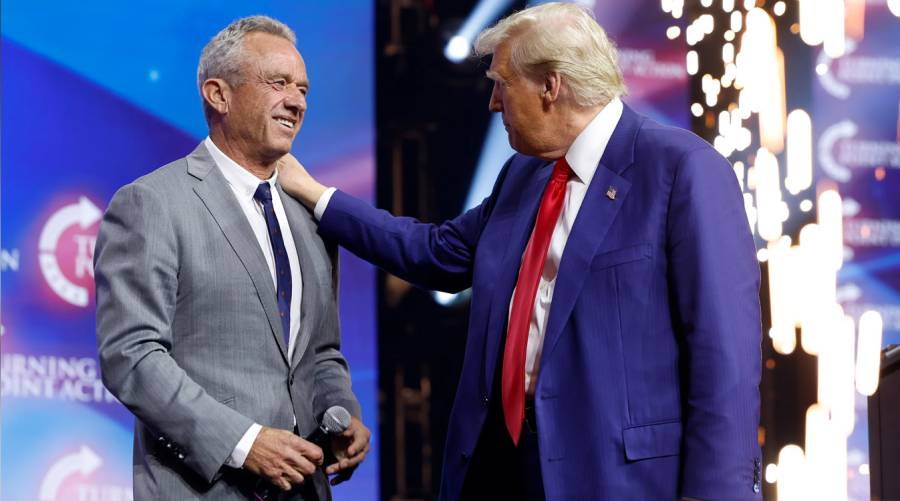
318,105,763,500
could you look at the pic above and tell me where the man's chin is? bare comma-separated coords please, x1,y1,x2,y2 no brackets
261,144,295,165
507,138,530,157
507,137,552,159
277,136,299,152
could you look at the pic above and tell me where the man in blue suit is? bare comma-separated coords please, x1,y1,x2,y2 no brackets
280,3,762,499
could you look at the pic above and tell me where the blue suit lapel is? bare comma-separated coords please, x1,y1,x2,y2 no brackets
482,159,555,389
540,104,642,366
539,166,631,363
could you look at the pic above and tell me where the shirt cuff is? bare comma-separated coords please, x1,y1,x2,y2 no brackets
225,422,262,468
313,187,337,220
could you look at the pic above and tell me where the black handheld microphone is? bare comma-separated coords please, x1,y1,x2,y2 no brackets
253,405,351,500
305,405,352,466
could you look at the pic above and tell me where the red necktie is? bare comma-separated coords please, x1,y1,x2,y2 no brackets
502,158,570,445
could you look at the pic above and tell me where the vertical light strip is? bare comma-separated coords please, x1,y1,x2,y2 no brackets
718,110,731,136
804,404,830,499
833,433,849,501
776,445,807,501
741,9,777,114
817,304,845,412
744,192,757,230
760,48,787,153
687,50,699,75
856,310,884,396
799,0,825,46
730,10,743,32
818,190,844,272
799,224,825,355
786,110,813,194
739,8,786,153
833,314,857,437
768,236,796,354
734,161,745,191
754,147,783,241
823,0,846,57
723,42,735,64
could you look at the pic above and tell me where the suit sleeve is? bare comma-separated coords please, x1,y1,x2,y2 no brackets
666,147,763,500
316,157,515,293
95,182,254,483
312,242,362,419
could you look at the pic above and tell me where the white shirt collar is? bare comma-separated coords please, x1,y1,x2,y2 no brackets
204,137,278,202
564,97,624,186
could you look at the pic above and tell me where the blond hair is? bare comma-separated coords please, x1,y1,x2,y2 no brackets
475,2,626,107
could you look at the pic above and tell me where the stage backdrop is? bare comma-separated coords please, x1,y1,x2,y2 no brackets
812,4,900,498
591,0,689,128
1,2,378,500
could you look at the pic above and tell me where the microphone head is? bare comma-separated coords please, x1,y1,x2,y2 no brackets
321,405,351,434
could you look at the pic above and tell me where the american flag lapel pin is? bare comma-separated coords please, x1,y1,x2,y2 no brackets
606,186,617,200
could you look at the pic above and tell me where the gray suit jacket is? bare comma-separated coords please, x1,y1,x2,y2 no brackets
95,143,360,500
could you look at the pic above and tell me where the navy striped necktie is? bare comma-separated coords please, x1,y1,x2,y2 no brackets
253,182,292,348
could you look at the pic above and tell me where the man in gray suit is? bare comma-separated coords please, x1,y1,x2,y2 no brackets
95,16,370,499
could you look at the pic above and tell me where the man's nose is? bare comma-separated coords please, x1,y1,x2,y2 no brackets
488,84,502,113
284,87,307,113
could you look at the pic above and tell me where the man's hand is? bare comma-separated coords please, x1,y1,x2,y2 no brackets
277,153,327,210
243,427,324,491
325,416,371,485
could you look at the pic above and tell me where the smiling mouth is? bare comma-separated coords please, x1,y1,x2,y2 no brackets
275,117,296,130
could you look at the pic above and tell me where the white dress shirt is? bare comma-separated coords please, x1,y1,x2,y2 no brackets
515,98,623,396
314,98,624,397
204,137,304,468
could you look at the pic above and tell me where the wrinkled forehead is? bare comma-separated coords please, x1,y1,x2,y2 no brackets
488,40,530,83
242,32,307,79
488,41,513,72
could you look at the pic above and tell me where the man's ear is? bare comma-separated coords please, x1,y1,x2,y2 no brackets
201,78,230,115
542,71,562,104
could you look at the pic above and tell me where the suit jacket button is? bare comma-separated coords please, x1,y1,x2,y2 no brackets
461,452,470,463
481,395,488,406
753,482,760,494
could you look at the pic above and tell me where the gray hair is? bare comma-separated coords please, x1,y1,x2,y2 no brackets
474,2,626,108
197,15,296,94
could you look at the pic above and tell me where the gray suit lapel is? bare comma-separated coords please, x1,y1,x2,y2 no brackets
185,144,290,366
277,183,325,372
